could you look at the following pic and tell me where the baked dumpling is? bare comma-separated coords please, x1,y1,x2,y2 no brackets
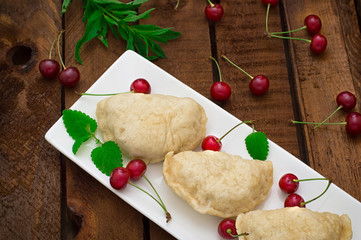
163,151,273,218
96,93,207,164
236,207,352,240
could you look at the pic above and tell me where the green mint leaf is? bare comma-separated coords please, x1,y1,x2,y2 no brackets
72,135,91,154
123,8,154,22
91,141,123,176
62,0,71,13
62,109,97,140
245,131,269,161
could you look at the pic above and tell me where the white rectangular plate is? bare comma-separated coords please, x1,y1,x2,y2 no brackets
45,50,361,240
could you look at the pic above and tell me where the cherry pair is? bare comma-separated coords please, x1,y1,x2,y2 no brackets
39,31,80,87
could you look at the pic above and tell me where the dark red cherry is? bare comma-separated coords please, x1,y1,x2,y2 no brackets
58,67,80,87
210,81,231,102
130,78,151,94
284,193,305,208
218,219,237,239
126,159,147,181
345,112,361,136
110,167,130,190
279,173,299,194
262,0,279,7
39,59,60,79
204,3,224,22
249,75,269,96
304,15,322,35
201,135,222,151
310,34,327,55
336,91,356,111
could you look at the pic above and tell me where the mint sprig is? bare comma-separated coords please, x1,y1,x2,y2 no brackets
245,127,269,161
62,109,123,175
62,0,180,64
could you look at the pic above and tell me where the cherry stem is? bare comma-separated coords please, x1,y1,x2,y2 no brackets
291,120,346,125
293,177,328,183
128,180,171,222
49,38,57,59
314,105,343,129
57,30,66,70
218,120,253,142
76,91,132,96
221,55,253,79
270,25,307,35
209,56,223,82
206,0,214,7
226,229,249,237
265,3,271,34
174,0,180,10
269,34,311,43
300,180,332,207
143,175,168,214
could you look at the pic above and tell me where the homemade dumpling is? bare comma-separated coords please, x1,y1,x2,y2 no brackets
96,93,207,164
163,151,273,218
236,207,352,240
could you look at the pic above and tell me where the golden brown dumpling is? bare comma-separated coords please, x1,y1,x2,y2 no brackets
96,93,207,164
236,207,352,240
163,151,273,218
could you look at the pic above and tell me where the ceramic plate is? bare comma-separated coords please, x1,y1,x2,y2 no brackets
45,50,361,240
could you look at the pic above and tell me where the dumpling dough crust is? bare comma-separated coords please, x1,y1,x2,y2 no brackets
96,93,207,164
236,207,352,240
163,151,273,218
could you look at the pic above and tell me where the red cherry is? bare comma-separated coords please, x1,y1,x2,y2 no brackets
201,135,222,151
218,219,237,239
345,112,361,136
110,167,130,190
126,159,147,181
336,91,356,111
39,59,60,79
310,34,327,55
304,15,322,35
284,193,305,208
204,3,224,22
262,0,279,7
249,75,269,96
279,173,299,194
58,67,80,87
130,78,151,94
210,81,231,102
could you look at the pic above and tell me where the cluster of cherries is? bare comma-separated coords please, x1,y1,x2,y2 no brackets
292,91,361,137
39,31,80,87
279,173,331,208
263,0,327,55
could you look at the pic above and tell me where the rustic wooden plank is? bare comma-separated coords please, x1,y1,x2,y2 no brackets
283,0,361,201
215,0,300,158
63,0,144,238
0,0,62,238
139,0,212,239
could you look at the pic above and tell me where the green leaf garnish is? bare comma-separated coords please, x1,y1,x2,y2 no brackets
245,131,269,161
91,141,123,176
63,0,180,64
62,109,97,140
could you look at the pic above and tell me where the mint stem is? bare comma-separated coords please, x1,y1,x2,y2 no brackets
218,120,252,142
270,25,307,35
314,105,343,129
265,3,270,34
301,180,332,207
209,56,223,82
221,55,253,79
269,34,311,43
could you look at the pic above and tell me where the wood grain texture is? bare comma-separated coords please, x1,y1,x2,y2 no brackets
283,0,361,201
0,0,62,239
63,0,144,239
215,0,301,158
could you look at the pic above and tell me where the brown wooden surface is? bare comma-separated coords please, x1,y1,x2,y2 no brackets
1,0,361,239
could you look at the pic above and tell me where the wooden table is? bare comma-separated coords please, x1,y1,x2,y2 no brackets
1,0,360,239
